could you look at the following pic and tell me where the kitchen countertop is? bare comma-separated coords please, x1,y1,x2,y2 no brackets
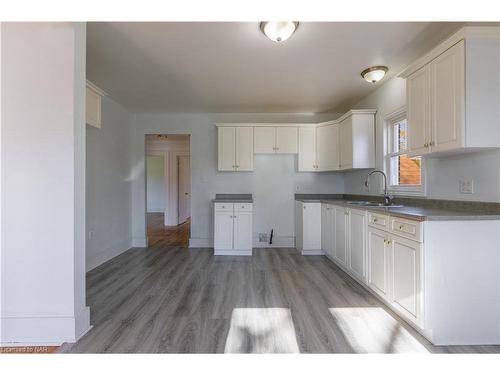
213,193,253,203
295,195,500,221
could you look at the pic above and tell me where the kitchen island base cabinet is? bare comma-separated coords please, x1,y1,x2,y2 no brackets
214,203,252,256
295,201,322,255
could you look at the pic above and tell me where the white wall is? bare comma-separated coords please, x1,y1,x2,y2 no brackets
146,155,166,212
86,97,133,271
0,22,88,345
344,76,500,203
130,113,344,247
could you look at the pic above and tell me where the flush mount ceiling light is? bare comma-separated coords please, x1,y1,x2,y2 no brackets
260,22,299,43
361,66,389,83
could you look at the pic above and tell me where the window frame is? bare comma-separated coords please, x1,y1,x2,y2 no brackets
384,107,427,197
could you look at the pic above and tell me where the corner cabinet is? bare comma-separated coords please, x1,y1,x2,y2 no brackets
217,126,254,171
401,27,500,156
214,202,253,255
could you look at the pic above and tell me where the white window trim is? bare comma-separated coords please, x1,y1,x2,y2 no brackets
384,107,427,197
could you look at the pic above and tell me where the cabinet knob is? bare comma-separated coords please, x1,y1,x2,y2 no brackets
373,218,378,222
429,141,435,146
399,225,404,230
424,143,428,148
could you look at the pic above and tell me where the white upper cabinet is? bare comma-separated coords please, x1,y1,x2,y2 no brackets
316,124,339,171
275,127,298,153
216,109,375,173
86,81,107,129
254,126,298,154
401,27,500,156
235,127,254,171
338,111,375,170
254,127,275,153
298,127,317,171
218,126,253,171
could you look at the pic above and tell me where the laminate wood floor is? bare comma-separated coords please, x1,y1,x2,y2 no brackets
147,213,190,247
64,247,500,353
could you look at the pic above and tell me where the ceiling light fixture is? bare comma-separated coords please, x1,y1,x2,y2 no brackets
361,66,388,83
260,22,299,43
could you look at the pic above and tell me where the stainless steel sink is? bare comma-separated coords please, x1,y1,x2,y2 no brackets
346,201,404,208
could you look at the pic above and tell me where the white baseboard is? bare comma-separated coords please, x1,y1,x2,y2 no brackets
189,237,213,248
132,236,147,248
1,315,80,346
253,235,295,248
214,249,252,256
86,238,132,271
301,249,325,256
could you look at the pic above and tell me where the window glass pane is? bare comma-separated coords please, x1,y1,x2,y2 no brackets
398,155,421,185
398,119,408,152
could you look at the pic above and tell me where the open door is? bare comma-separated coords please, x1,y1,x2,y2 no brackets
178,155,191,224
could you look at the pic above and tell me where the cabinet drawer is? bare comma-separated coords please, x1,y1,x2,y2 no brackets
234,203,253,212
368,212,390,231
214,203,234,211
390,217,423,242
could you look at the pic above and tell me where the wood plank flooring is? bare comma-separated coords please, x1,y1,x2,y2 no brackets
64,246,500,353
147,213,190,247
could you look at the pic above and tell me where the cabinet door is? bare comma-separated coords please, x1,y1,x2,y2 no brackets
276,127,298,153
254,127,275,154
407,65,431,155
214,211,234,249
302,203,322,250
233,211,252,250
235,127,254,171
316,124,339,171
367,227,390,300
348,209,366,282
430,40,465,153
298,127,317,171
339,118,353,170
333,206,348,267
321,204,333,257
390,235,421,321
218,127,236,171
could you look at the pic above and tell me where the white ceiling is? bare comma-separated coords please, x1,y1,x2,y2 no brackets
87,22,464,114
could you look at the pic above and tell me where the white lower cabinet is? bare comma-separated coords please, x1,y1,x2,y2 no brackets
367,227,391,301
214,203,252,255
332,206,348,267
348,208,367,282
389,234,422,324
295,201,322,255
323,207,424,330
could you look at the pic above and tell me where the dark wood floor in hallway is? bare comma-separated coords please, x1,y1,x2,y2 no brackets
65,246,500,353
147,213,190,247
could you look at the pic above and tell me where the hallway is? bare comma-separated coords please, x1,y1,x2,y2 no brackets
147,213,190,247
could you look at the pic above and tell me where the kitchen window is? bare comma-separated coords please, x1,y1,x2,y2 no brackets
385,108,425,196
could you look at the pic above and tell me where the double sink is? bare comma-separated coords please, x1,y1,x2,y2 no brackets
345,201,404,208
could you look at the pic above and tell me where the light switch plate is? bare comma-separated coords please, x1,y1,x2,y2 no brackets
459,179,474,194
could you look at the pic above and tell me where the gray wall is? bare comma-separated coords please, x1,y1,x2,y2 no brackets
86,97,132,270
344,76,500,202
130,113,345,246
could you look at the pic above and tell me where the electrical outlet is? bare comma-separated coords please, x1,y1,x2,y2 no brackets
459,179,474,194
88,230,95,240
259,233,268,242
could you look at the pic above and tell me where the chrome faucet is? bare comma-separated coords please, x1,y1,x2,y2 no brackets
365,170,392,206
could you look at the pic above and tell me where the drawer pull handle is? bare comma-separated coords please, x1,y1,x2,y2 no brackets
373,218,378,222
399,225,404,230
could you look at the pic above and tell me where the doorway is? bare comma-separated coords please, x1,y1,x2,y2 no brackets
145,134,191,247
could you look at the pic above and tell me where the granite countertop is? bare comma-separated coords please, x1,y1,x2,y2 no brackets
213,193,253,203
295,194,500,221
